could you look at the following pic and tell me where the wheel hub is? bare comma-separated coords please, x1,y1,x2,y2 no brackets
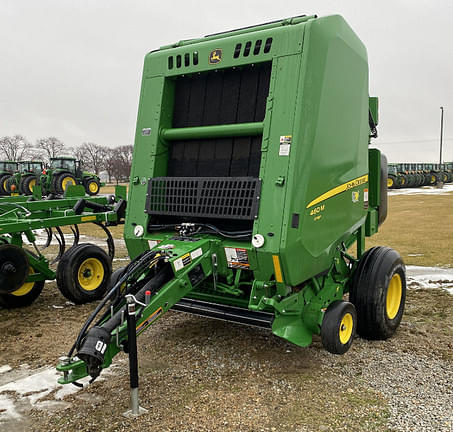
77,258,104,291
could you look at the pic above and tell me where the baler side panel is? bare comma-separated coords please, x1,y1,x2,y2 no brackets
281,15,370,285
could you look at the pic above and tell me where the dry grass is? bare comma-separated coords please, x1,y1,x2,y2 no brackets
367,192,453,267
100,183,129,195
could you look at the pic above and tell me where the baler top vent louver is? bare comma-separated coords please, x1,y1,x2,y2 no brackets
233,38,272,59
168,52,199,70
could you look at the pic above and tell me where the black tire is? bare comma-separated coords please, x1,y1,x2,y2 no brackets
84,177,101,196
109,266,128,302
398,174,407,188
0,252,45,308
53,172,77,195
415,173,423,187
321,301,357,355
387,175,397,189
4,176,17,194
350,246,406,340
20,175,38,195
56,243,111,304
110,266,127,290
0,174,12,195
423,173,432,186
407,174,416,187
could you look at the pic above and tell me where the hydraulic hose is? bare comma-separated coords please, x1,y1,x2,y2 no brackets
68,249,160,357
77,265,173,379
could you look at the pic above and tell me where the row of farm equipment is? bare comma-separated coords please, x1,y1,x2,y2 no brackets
387,162,453,189
0,156,102,197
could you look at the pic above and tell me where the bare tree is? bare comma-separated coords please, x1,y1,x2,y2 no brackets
70,145,86,162
113,145,133,183
78,142,108,175
104,147,117,183
0,135,33,161
36,137,65,163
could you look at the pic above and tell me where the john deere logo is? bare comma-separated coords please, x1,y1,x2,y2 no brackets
209,49,222,64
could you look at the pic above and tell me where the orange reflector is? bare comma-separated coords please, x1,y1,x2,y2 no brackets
11,184,16,191
272,255,283,283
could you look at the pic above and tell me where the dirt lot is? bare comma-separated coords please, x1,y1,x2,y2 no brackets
0,188,452,431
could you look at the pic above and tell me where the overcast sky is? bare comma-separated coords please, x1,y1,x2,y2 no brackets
1,0,452,162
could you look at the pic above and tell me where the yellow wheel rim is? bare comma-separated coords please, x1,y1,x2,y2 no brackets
3,180,7,191
339,313,353,344
431,175,436,183
387,178,393,187
77,258,104,291
12,267,35,297
28,179,36,193
88,181,99,193
386,273,402,319
62,177,76,190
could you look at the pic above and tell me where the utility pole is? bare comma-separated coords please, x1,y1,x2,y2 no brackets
440,106,444,164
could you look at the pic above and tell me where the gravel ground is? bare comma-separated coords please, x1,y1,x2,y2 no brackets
0,233,452,432
328,341,453,431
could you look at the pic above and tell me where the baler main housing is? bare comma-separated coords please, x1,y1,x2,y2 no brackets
125,14,386,345
59,14,406,385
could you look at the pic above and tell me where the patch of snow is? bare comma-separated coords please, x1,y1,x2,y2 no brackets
0,394,21,420
0,367,75,398
389,184,453,196
0,362,121,424
406,265,453,294
0,365,12,374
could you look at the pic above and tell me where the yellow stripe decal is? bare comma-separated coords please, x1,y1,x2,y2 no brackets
306,174,368,208
272,255,284,283
81,215,97,222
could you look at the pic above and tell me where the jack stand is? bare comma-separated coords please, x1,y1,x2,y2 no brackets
123,296,147,418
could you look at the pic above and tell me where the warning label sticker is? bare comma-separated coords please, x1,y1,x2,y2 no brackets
224,247,250,269
279,135,292,156
191,248,203,260
364,188,369,210
173,252,192,272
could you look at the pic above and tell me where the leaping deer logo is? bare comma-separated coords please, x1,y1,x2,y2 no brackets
209,49,222,64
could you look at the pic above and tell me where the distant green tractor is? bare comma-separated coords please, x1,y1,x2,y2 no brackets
387,163,407,189
424,163,445,185
40,157,102,196
0,161,19,196
6,161,44,195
